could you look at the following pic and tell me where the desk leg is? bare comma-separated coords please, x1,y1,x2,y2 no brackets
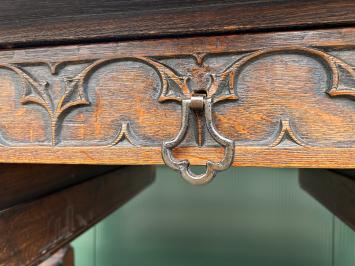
299,169,355,230
0,165,155,266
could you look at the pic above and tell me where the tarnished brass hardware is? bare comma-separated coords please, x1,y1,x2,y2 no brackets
190,95,205,110
162,96,235,185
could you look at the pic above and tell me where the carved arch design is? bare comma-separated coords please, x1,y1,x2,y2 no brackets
0,47,352,147
218,47,355,99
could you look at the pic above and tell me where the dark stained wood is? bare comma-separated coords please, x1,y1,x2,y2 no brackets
0,2,352,265
39,246,74,266
0,28,353,168
0,166,155,266
299,169,355,231
333,169,355,179
0,0,354,48
0,164,117,210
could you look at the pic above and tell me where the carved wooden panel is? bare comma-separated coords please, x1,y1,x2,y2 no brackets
0,28,353,167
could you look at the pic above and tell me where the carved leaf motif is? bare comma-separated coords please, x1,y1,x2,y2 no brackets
327,57,355,97
139,57,239,104
212,71,239,103
55,77,89,116
13,67,54,117
138,57,190,102
7,63,91,145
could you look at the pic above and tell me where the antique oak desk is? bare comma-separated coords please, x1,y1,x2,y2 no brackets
0,1,354,265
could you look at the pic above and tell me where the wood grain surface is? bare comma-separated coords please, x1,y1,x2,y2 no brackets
0,28,353,168
0,166,155,266
0,0,354,48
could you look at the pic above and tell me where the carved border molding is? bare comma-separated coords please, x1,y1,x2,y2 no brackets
0,46,353,148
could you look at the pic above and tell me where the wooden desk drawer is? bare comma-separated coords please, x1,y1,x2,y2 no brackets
0,28,353,168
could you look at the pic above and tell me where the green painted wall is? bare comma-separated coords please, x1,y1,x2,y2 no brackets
71,167,355,266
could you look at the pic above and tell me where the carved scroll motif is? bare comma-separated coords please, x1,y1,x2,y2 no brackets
0,47,353,147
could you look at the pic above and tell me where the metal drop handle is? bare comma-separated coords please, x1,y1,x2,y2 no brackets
161,96,235,185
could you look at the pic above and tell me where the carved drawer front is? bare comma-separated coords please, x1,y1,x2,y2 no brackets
0,28,353,169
